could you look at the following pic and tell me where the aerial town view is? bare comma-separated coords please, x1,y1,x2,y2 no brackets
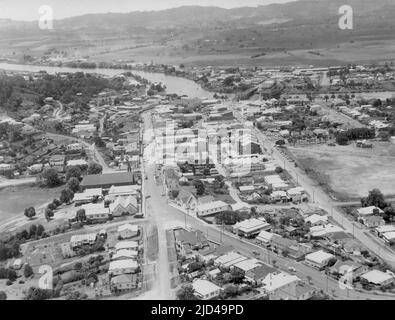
1,0,395,308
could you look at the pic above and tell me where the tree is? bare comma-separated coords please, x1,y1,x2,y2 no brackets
36,224,45,237
60,188,74,204
361,189,386,209
223,284,238,298
67,177,80,193
40,168,61,187
216,211,241,225
383,206,395,223
76,209,86,222
87,162,103,175
275,166,284,174
176,284,197,300
24,207,36,219
230,268,245,284
45,208,54,221
194,180,205,196
0,291,6,300
24,264,34,278
66,166,82,181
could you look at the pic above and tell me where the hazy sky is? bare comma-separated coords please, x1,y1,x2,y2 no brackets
0,0,296,21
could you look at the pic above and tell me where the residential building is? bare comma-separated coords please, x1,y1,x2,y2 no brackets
361,270,395,287
73,188,103,205
195,200,231,217
232,218,271,238
82,203,110,223
304,250,335,270
70,233,97,249
192,279,222,300
118,223,139,239
245,264,277,285
110,274,138,292
110,196,139,217
356,206,384,217
112,249,138,261
108,185,139,201
108,259,139,275
115,241,139,252
174,229,209,257
361,215,385,228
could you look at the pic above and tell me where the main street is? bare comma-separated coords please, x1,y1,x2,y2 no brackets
140,110,395,300
233,109,395,268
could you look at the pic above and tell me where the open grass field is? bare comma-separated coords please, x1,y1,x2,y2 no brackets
0,185,62,223
289,141,395,200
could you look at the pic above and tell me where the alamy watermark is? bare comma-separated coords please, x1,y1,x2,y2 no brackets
338,5,353,30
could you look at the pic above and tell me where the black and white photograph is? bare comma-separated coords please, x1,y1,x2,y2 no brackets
0,0,395,306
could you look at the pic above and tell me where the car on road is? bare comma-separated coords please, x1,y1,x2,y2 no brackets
288,266,296,272
252,251,260,256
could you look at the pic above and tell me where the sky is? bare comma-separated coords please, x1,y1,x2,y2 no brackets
0,0,296,21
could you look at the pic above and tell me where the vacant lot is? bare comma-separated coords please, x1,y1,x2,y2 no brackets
289,141,395,199
0,185,62,223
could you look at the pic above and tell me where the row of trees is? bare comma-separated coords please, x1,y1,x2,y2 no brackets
336,128,375,145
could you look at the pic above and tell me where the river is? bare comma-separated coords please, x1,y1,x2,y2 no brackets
0,62,214,99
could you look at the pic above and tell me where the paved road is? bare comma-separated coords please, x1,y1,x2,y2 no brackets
141,110,395,300
233,109,395,267
143,161,394,300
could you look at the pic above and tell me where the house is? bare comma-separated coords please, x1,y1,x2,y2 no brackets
270,234,311,260
304,250,335,270
66,143,84,153
256,230,275,246
270,190,288,203
232,218,271,238
192,279,222,300
361,215,385,228
108,259,139,275
376,225,395,237
174,229,209,257
245,264,277,285
310,224,344,238
230,202,251,213
110,274,138,292
328,260,369,280
112,249,138,261
49,155,65,167
356,206,384,217
109,196,139,217
73,188,103,205
82,203,110,223
195,200,231,217
233,258,262,273
214,252,248,268
239,185,255,194
81,172,137,190
70,233,97,249
382,232,395,243
118,223,139,239
12,259,23,270
305,214,328,226
108,185,139,201
115,240,139,252
261,272,302,300
66,159,88,168
360,270,395,287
